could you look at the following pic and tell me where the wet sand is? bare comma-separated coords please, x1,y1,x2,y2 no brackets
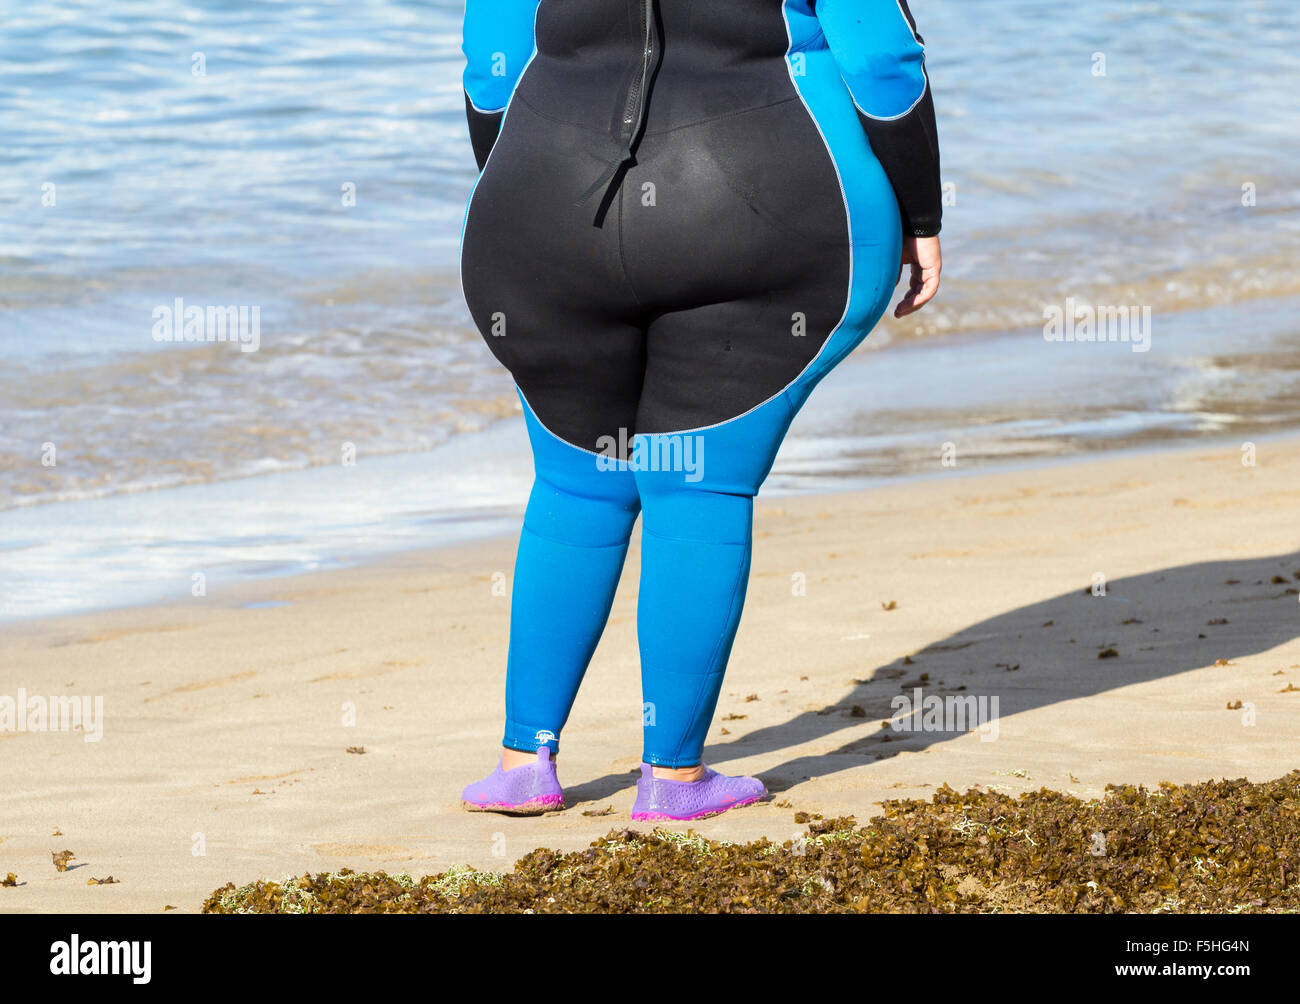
2,435,1298,913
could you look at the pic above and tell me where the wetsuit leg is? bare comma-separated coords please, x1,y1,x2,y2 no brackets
633,463,755,768
503,400,639,754
629,249,898,767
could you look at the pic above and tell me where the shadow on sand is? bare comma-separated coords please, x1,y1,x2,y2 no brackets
564,550,1300,804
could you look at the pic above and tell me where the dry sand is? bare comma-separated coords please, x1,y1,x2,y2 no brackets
2,436,1298,913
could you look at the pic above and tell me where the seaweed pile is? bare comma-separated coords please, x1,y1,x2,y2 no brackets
203,771,1300,914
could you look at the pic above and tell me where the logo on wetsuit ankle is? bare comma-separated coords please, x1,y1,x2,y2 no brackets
534,730,557,745
595,429,704,483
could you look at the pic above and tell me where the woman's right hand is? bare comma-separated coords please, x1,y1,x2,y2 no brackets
894,235,941,317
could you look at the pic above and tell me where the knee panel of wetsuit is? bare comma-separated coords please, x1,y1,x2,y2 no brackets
524,474,640,549
634,470,753,548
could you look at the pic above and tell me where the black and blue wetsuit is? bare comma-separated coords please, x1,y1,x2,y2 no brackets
459,0,942,767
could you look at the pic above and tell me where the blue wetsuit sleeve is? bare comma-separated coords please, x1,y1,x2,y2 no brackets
814,0,942,236
462,0,540,170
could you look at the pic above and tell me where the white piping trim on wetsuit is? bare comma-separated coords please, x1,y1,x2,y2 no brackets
517,386,606,459
895,0,925,45
630,1,856,442
850,71,926,122
467,94,509,115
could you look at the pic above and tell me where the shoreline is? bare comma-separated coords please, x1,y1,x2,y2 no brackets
6,422,1300,630
7,289,1300,624
2,434,1299,912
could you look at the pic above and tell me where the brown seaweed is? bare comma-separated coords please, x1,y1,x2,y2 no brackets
203,771,1300,914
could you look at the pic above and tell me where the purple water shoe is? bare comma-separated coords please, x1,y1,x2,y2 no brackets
631,764,767,821
461,747,565,815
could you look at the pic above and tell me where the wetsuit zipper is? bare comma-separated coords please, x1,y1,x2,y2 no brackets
621,0,654,142
575,0,658,222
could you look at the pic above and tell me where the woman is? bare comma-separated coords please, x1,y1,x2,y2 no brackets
458,0,942,820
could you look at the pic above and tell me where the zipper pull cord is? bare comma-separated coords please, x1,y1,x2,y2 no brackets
575,0,658,222
575,154,628,208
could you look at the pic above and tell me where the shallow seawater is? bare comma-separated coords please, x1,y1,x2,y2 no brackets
1,0,1298,618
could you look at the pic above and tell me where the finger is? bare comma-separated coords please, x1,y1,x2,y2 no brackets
894,263,920,316
911,270,940,310
895,290,923,317
894,287,918,317
895,265,938,317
